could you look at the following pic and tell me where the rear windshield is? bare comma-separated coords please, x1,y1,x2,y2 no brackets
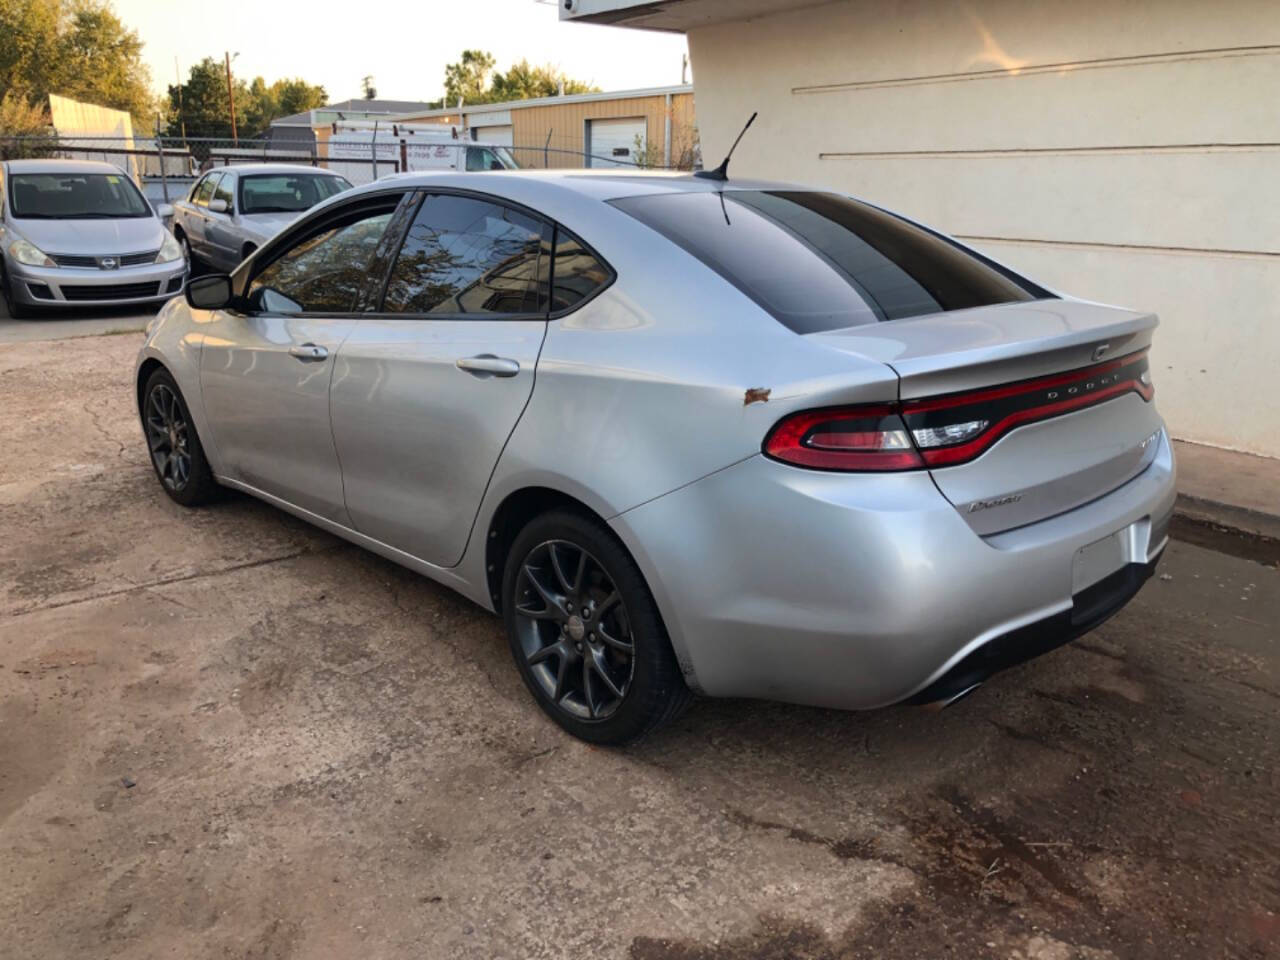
239,174,350,215
610,190,1050,333
9,172,151,219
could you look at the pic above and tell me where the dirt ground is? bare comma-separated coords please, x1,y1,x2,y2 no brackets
1,333,1277,960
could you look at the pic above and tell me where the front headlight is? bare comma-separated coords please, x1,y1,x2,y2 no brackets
8,236,55,268
155,232,183,264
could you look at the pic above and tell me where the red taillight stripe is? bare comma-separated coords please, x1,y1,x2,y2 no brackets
763,349,1154,473
904,348,1152,467
902,348,1148,414
916,378,1151,467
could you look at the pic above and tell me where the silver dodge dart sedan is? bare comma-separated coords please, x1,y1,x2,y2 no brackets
135,170,1175,744
1,159,186,317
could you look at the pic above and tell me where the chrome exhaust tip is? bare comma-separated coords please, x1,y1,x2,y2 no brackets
919,682,983,712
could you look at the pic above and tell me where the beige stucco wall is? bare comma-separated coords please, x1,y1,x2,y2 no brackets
689,0,1280,458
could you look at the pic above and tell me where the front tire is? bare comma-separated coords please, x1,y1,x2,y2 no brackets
1,265,35,319
176,231,201,274
141,368,219,506
502,510,692,745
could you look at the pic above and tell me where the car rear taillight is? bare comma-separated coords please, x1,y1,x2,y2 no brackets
763,405,925,471
764,349,1153,472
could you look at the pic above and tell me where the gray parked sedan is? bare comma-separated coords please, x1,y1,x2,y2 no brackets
1,159,186,317
171,164,350,273
134,171,1175,744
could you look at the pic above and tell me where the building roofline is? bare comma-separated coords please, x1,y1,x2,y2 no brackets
386,84,694,121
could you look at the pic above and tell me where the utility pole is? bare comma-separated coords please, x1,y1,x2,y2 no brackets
224,51,239,145
175,57,187,145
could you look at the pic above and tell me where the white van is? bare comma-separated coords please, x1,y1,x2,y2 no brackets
325,124,519,181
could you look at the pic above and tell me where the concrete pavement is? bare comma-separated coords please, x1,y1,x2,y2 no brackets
0,332,1277,959
0,299,155,343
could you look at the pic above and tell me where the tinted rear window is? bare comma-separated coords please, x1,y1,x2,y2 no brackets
610,190,1049,333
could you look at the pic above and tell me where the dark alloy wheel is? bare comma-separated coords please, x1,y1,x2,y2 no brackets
513,539,636,721
502,510,692,744
145,381,193,492
141,368,220,506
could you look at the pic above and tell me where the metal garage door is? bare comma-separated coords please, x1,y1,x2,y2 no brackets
471,124,513,146
587,117,646,168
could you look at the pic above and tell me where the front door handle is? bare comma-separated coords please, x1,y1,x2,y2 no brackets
456,355,520,378
288,343,328,362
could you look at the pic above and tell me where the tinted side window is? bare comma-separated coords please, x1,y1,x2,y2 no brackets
381,194,546,315
248,210,393,314
193,175,218,206
212,175,235,210
550,230,612,312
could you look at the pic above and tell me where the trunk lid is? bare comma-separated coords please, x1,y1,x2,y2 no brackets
809,299,1164,534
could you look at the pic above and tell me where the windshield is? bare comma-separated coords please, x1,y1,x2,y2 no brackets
611,190,1051,334
9,172,151,219
239,174,351,215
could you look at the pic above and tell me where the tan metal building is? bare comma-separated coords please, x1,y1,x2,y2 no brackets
391,85,697,170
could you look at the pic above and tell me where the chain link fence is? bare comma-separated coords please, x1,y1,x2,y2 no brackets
0,132,700,211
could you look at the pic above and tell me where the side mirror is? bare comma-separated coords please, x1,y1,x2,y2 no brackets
208,198,229,214
156,203,174,219
185,274,234,311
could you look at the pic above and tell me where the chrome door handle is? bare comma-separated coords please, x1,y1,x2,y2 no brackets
288,343,328,362
456,355,520,378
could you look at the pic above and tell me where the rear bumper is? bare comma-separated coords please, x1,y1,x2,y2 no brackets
610,427,1176,709
904,549,1162,705
9,260,187,307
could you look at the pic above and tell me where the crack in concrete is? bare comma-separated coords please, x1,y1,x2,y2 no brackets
81,399,127,460
5,544,348,619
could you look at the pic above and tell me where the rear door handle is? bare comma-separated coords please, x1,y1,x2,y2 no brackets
288,343,328,362
456,355,520,378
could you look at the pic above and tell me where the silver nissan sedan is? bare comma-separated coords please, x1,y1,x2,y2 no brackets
1,159,186,317
134,170,1175,744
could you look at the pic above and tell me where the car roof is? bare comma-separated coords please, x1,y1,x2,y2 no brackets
3,158,131,176
345,169,816,203
208,164,345,177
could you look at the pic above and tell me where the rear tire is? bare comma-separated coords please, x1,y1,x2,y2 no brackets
141,367,220,507
502,509,692,745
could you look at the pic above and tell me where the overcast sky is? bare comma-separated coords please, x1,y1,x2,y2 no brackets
112,0,690,104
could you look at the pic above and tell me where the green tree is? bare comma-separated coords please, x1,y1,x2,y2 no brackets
443,49,496,106
272,78,327,118
0,0,155,126
165,59,326,139
442,50,599,106
490,60,599,101
0,91,54,158
165,56,241,139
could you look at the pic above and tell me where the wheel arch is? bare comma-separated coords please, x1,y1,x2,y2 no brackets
484,486,609,610
136,357,167,415
481,483,701,693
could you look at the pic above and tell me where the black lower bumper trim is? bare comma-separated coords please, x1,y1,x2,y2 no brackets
905,549,1163,706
